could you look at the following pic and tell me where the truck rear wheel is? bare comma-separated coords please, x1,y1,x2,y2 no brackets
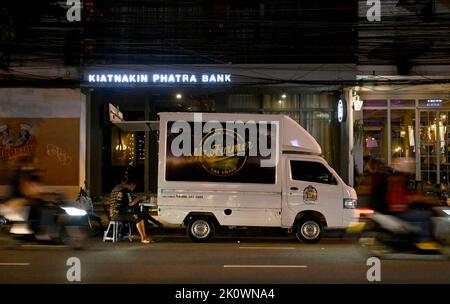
187,217,215,243
294,217,323,244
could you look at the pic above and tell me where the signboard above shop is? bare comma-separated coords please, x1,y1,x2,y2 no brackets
82,64,357,87
87,73,231,84
108,104,123,123
425,99,443,107
418,99,447,108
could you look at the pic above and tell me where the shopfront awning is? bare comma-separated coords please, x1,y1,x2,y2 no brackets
113,121,159,132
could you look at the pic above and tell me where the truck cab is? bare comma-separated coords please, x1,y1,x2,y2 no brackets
282,154,357,242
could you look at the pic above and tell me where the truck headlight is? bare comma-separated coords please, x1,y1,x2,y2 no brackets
343,198,358,209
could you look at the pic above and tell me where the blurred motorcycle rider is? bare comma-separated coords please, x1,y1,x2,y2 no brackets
386,158,437,248
4,158,48,234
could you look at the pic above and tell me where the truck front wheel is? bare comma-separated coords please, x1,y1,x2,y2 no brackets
187,218,215,242
294,217,323,244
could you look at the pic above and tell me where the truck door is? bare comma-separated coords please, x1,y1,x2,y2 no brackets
283,158,344,228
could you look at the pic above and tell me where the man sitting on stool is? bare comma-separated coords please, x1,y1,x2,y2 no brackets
109,175,153,244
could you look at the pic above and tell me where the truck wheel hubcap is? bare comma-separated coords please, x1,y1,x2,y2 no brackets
301,221,320,239
192,220,210,239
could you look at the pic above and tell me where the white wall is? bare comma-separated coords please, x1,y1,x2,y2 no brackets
0,88,81,118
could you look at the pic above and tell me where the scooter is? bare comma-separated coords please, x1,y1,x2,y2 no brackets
0,196,89,249
349,204,450,258
76,185,104,237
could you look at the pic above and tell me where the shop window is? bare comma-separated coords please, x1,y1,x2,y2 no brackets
391,99,415,107
182,96,216,112
262,94,300,110
364,100,387,107
440,111,450,186
111,127,136,166
262,92,339,171
419,110,450,186
420,111,438,184
363,110,388,164
227,94,261,111
391,110,416,161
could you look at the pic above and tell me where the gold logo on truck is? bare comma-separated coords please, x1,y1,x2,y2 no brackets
199,129,252,177
303,185,318,203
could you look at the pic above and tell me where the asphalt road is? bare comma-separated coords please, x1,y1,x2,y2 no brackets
0,232,449,284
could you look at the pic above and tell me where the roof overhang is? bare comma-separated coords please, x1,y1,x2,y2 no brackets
113,121,159,132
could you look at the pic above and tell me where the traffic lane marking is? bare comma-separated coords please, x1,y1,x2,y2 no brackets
238,246,296,250
0,262,30,266
224,265,307,268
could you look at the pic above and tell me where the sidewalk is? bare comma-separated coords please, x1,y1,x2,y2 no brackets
93,201,348,240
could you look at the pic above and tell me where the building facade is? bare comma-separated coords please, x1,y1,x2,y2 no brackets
83,64,356,196
353,77,450,191
2,0,450,200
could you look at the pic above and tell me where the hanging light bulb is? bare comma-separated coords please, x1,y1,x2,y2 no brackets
400,130,406,138
116,143,128,151
116,129,128,151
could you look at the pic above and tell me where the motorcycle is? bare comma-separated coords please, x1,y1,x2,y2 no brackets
75,185,104,237
349,204,450,258
0,195,89,249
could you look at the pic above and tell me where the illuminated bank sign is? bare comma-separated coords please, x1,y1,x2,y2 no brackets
87,73,232,84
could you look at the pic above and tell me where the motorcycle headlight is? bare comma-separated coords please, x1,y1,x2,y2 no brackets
62,207,87,216
344,198,358,209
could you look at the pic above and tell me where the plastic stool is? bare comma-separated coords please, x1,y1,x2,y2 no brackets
103,220,133,243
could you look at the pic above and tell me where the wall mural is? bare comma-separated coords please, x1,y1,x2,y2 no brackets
0,118,79,186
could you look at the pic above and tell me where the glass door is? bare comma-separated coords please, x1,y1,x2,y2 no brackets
439,111,450,187
419,110,450,187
